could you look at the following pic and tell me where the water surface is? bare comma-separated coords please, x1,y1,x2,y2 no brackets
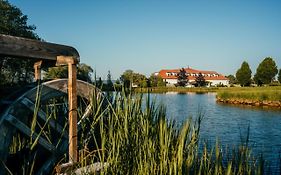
149,92,281,172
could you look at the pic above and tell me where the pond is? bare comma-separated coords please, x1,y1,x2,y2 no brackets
149,92,281,173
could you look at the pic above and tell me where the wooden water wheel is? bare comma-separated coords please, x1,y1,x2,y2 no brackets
0,34,102,174
0,79,101,174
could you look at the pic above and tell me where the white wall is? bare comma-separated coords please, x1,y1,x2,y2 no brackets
165,79,178,85
209,80,229,86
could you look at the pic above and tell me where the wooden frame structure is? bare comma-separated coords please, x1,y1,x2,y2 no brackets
0,34,80,163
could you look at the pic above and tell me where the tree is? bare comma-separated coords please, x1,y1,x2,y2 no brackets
236,61,252,86
44,66,68,79
77,63,93,82
133,73,147,88
226,74,237,84
195,72,206,87
0,0,40,87
278,69,281,83
149,74,165,87
106,70,113,90
115,79,120,85
96,77,103,89
254,57,278,85
44,63,93,82
177,68,188,87
0,1,38,38
120,70,134,88
120,70,148,88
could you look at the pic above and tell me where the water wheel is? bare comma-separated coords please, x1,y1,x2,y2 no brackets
0,79,101,174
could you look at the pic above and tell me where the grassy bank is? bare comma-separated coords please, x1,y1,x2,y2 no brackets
134,86,281,103
217,86,281,102
134,86,219,93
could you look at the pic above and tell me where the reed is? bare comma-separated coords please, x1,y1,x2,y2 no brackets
4,88,271,174
86,91,266,175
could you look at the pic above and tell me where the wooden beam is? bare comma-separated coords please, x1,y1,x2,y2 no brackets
34,60,42,81
0,34,80,63
67,58,78,163
56,56,77,66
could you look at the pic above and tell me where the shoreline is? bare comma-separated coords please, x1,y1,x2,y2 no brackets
216,97,281,108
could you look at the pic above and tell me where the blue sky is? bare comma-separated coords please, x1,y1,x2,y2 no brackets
9,0,281,80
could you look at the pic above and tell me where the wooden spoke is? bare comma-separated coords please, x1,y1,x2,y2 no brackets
5,114,56,151
21,97,67,138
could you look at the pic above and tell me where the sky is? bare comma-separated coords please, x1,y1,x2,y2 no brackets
9,0,281,80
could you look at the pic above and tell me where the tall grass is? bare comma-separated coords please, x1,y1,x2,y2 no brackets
4,87,269,174
217,86,281,101
85,91,266,175
97,92,201,174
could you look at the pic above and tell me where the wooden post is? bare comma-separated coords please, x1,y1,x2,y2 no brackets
33,60,42,81
68,61,78,163
56,56,78,163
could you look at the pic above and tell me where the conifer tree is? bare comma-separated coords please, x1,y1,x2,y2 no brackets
236,61,252,86
195,72,206,87
177,68,188,87
106,70,114,90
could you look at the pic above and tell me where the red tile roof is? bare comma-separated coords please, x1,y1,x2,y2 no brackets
158,67,228,81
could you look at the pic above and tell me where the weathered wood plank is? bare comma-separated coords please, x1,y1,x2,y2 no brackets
68,62,78,163
34,60,42,81
0,34,79,63
5,114,56,151
21,97,67,138
23,79,97,102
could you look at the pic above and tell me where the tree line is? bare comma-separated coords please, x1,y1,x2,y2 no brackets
118,68,207,89
118,70,165,88
229,57,281,86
